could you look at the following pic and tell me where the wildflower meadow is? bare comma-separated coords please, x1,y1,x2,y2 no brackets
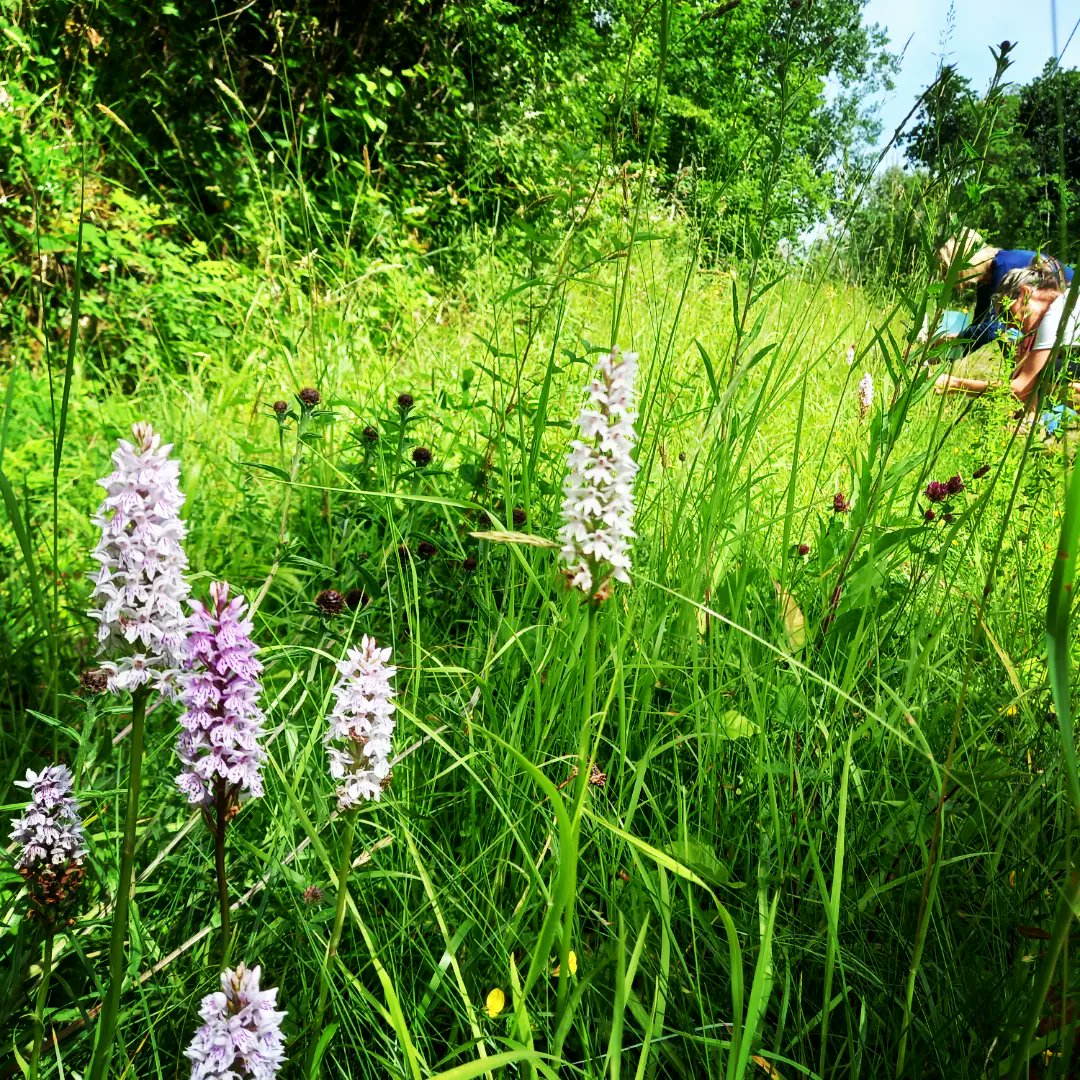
3,2,1080,1078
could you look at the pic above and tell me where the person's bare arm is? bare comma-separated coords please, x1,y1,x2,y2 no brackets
1008,348,1051,403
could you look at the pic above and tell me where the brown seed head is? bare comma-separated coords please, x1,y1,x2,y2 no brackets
315,588,346,617
345,588,369,610
80,667,109,694
412,446,432,467
298,386,321,408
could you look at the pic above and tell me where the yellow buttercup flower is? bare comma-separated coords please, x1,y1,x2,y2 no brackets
484,987,505,1018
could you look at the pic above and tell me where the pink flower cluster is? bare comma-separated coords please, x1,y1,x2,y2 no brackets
325,636,397,810
185,963,286,1079
9,764,86,871
88,422,190,695
558,347,639,598
176,582,267,809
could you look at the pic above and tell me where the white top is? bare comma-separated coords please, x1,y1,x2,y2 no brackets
1034,294,1080,351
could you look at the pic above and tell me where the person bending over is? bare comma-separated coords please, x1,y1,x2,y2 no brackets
937,232,1074,353
936,258,1079,404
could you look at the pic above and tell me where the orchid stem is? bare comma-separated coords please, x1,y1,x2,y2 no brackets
87,684,149,1080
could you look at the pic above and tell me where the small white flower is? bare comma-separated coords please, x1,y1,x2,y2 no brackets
88,423,190,696
325,636,396,810
845,344,856,366
558,348,639,598
857,372,874,418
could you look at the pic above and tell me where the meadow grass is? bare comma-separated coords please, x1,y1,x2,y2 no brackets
2,208,1078,1080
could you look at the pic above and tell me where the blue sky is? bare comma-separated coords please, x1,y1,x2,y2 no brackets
862,0,1076,157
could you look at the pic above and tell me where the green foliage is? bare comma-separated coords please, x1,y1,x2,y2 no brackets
903,59,1080,260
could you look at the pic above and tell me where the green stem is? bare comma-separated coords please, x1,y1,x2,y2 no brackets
87,685,149,1080
310,812,356,1076
214,780,232,968
554,603,598,1050
28,929,55,1080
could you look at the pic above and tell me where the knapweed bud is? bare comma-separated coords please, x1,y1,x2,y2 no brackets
397,544,411,565
302,885,324,905
832,493,850,513
298,387,321,409
316,589,346,618
175,583,267,810
925,481,949,503
362,425,379,443
88,422,190,696
462,555,479,574
946,474,965,496
512,507,527,527
558,348,639,599
943,512,955,524
272,400,289,416
924,509,936,522
325,636,396,809
185,964,286,1079
797,543,810,556
345,588,369,611
10,764,87,920
397,393,414,412
412,446,432,467
417,540,437,560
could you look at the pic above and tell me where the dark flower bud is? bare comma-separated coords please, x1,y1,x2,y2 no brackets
925,481,949,503
412,446,432,467
362,425,379,443
942,513,955,524
797,543,810,556
80,667,109,694
398,544,411,564
924,509,936,522
946,474,965,495
417,540,437,560
345,588,369,610
302,885,325,905
972,464,991,480
832,492,850,513
298,387,321,408
512,507,527,527
272,400,289,415
462,555,479,573
397,393,414,411
315,588,346,617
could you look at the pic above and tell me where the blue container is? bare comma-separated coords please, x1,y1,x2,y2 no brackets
938,310,972,336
